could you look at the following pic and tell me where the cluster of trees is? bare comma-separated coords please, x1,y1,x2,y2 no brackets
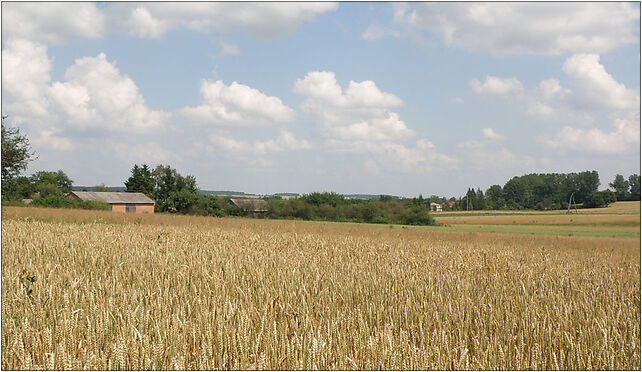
265,192,435,225
608,174,641,201
124,164,232,216
448,171,639,211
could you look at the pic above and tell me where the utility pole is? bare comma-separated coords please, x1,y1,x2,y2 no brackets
567,192,578,214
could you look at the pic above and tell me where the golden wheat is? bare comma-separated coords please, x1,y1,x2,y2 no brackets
1,207,640,369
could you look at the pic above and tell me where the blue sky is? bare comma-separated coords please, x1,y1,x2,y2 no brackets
2,2,640,197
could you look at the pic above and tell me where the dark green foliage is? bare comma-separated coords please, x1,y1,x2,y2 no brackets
124,164,155,196
124,164,200,214
1,117,35,182
2,169,73,201
35,182,64,198
31,170,73,194
485,185,505,210
474,171,603,211
30,195,109,210
400,205,435,225
1,176,35,200
191,195,225,217
264,192,436,226
151,164,199,213
609,174,629,201
301,192,345,207
583,190,617,208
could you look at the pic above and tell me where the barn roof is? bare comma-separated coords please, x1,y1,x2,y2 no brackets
69,191,155,204
228,198,268,212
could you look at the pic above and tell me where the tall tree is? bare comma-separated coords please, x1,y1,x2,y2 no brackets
628,174,641,201
151,165,199,213
1,116,35,182
485,184,505,209
575,170,600,203
609,174,629,201
124,164,155,196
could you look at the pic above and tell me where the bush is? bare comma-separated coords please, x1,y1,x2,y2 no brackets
30,195,109,210
400,206,435,226
583,190,616,208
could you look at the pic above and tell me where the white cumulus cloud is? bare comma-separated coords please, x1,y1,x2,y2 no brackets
482,128,506,141
393,2,640,55
471,53,640,154
1,39,52,118
361,25,400,40
2,2,106,44
108,2,338,40
181,80,295,127
562,53,639,112
470,76,524,96
48,53,169,133
294,71,456,173
543,114,640,155
294,71,409,145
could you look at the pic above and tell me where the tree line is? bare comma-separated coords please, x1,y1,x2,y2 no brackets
1,116,639,221
449,171,640,211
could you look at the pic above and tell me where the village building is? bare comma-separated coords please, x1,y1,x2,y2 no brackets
68,191,155,213
429,202,443,212
228,198,268,218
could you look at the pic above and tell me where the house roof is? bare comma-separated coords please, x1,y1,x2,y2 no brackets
229,198,268,212
69,191,155,204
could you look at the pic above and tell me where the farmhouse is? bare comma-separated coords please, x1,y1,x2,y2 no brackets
430,202,443,212
228,198,268,218
68,191,155,213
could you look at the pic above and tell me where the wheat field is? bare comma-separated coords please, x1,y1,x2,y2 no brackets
2,207,640,369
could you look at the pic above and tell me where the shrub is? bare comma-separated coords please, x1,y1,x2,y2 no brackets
583,190,617,208
400,206,435,226
30,195,109,210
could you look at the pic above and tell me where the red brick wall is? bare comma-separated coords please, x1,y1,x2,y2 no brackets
136,205,155,214
111,204,126,212
109,204,154,214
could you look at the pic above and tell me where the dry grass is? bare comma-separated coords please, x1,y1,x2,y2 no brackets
2,207,640,370
436,214,640,226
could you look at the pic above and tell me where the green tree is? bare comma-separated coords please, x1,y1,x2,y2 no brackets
628,174,640,201
2,176,34,199
151,165,199,213
502,177,526,208
485,184,505,210
31,170,73,194
124,164,155,196
609,174,629,201
584,190,616,208
1,116,35,182
576,171,600,203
